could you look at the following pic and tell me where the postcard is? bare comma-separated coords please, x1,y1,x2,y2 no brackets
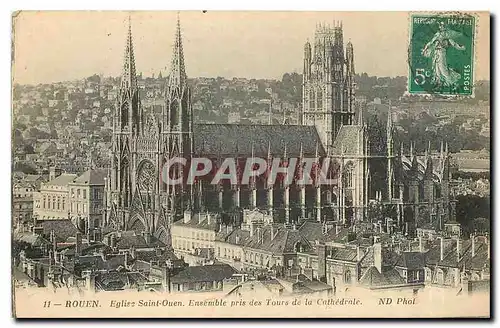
11,11,490,318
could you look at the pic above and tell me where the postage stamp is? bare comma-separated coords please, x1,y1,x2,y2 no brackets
408,13,476,96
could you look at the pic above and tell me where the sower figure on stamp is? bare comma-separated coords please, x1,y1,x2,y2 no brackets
422,21,466,89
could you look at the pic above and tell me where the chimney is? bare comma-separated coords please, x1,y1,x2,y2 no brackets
257,228,263,244
317,242,327,283
48,250,54,265
194,213,202,225
83,270,95,292
270,225,275,240
379,221,383,233
50,229,56,252
124,252,129,270
335,224,341,235
227,225,233,234
471,234,475,258
272,226,279,240
110,234,117,249
357,246,363,262
206,213,211,225
49,166,62,182
456,238,460,262
162,266,171,292
487,236,490,260
235,234,240,245
250,222,255,237
373,243,382,273
75,232,82,256
99,248,106,261
32,226,43,236
183,210,192,224
142,231,151,245
440,237,444,261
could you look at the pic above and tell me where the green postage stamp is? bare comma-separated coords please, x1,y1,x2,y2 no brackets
408,13,476,96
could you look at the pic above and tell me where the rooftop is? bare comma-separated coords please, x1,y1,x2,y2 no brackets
72,168,108,185
45,174,78,187
40,220,79,242
359,267,405,288
193,123,326,157
170,264,237,284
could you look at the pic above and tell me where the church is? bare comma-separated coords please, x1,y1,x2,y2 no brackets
102,17,454,245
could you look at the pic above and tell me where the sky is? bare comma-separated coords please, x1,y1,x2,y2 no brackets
12,11,490,85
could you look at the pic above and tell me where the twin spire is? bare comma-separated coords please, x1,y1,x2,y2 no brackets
168,14,187,89
120,13,187,93
120,15,137,96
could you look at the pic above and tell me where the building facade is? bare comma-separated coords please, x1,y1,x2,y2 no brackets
33,173,77,221
68,169,107,240
103,17,456,248
13,181,35,227
170,212,218,259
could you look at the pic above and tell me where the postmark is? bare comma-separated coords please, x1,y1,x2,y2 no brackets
408,13,476,96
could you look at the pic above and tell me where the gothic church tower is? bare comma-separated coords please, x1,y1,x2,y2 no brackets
301,22,356,152
161,16,194,219
104,16,186,245
106,17,142,231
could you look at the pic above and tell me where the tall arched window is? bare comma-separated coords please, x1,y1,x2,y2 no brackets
344,270,352,284
343,163,355,189
436,269,444,284
425,268,432,281
317,89,323,108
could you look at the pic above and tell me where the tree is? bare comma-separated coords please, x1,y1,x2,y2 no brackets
472,217,490,234
14,162,38,174
367,201,383,223
23,144,35,154
455,194,490,235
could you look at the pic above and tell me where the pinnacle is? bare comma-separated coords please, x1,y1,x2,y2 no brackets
167,13,187,90
120,14,137,94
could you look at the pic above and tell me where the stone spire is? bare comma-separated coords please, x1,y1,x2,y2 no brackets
386,104,394,200
424,141,433,178
386,104,393,154
357,101,364,126
163,12,192,145
120,15,138,96
167,13,187,91
116,14,141,134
